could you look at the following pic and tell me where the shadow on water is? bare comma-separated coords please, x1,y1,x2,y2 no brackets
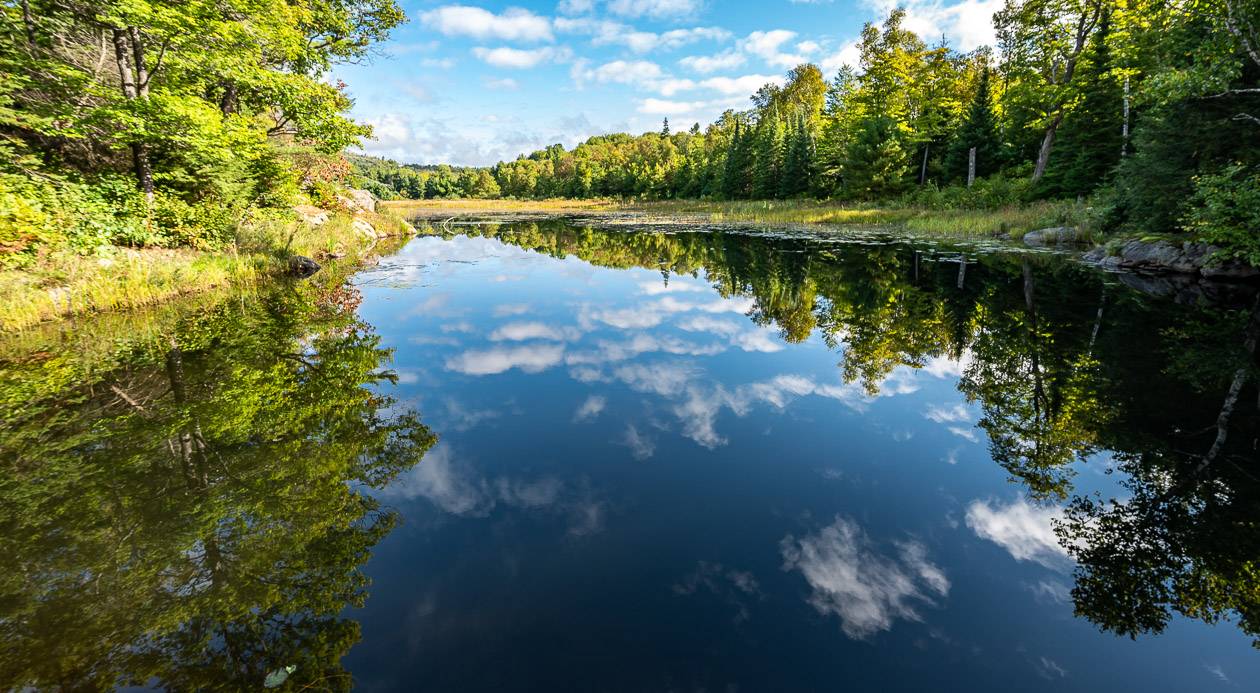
0,275,435,691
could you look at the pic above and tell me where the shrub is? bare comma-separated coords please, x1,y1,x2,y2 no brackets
1183,164,1260,267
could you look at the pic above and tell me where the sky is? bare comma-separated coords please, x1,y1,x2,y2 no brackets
334,0,1003,167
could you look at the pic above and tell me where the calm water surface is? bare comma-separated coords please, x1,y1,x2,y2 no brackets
3,220,1259,691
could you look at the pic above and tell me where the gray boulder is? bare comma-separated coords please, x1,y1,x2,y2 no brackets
1023,227,1084,247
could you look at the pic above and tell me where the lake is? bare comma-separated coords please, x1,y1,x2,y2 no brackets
2,218,1258,692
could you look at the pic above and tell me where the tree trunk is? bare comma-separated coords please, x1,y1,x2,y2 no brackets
1032,113,1064,182
919,143,930,185
220,82,238,115
111,28,155,203
20,0,35,47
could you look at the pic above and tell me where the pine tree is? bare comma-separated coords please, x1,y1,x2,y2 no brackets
752,112,785,199
944,66,1002,184
722,122,751,199
1038,10,1124,198
661,117,670,136
780,114,815,197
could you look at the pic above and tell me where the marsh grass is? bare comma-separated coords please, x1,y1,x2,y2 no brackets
385,197,1092,240
1,209,413,332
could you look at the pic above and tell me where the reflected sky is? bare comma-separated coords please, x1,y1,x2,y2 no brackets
343,228,1258,692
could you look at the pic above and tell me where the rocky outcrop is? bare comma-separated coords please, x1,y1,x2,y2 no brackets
293,205,329,227
1083,239,1259,280
1023,227,1087,247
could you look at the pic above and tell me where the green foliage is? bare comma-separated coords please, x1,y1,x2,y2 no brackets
0,0,403,265
1183,164,1260,266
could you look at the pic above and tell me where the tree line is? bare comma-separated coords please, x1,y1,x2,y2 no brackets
357,1,1260,263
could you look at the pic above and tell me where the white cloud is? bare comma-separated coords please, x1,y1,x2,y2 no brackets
965,497,1072,570
820,40,862,73
381,444,491,516
742,30,809,68
699,73,785,96
678,49,747,73
421,5,554,42
557,18,728,54
473,46,568,69
421,57,457,69
607,0,704,20
781,516,949,639
924,403,970,423
490,321,583,341
574,59,664,88
493,303,531,316
676,315,743,336
637,97,713,115
863,0,1001,52
621,424,657,459
638,280,709,296
445,343,566,375
573,394,607,422
484,76,520,89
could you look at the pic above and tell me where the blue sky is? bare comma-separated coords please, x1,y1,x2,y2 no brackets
334,0,1002,166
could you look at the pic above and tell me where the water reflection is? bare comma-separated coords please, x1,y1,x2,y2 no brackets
419,220,1260,651
0,279,434,690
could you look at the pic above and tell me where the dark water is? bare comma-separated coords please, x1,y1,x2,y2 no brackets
2,220,1259,692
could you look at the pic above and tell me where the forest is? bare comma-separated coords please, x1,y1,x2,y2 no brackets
1,0,1258,278
356,0,1260,264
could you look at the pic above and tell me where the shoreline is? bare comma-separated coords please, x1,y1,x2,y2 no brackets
0,207,416,333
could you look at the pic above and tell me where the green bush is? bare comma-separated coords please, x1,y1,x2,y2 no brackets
1183,164,1260,267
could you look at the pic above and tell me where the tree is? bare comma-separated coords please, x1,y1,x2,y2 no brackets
945,66,1004,182
1038,9,1124,197
995,0,1106,181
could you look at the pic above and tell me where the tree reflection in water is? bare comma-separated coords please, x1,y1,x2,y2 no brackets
447,220,1260,647
0,279,435,691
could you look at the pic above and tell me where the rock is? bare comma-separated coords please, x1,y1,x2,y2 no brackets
293,204,329,226
1082,238,1259,280
346,189,376,213
287,255,321,278
1023,227,1084,247
351,218,378,240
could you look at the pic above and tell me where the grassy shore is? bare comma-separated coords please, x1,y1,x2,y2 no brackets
384,197,1092,240
0,208,413,332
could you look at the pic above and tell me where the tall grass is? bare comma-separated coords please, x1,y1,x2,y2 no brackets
383,197,1092,240
1,208,413,332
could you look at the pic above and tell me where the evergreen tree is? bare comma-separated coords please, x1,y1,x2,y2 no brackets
1038,10,1124,198
661,118,671,136
722,122,752,199
752,113,786,198
944,67,1003,183
780,114,815,197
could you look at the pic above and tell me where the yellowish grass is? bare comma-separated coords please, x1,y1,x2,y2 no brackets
1,208,414,332
381,198,620,218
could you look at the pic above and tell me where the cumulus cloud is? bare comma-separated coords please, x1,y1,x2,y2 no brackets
490,321,583,341
573,394,607,422
621,423,657,459
864,0,1001,51
421,5,554,42
679,49,747,73
445,343,566,375
557,18,728,54
965,497,1072,570
483,76,519,89
925,403,970,423
473,46,569,69
699,73,785,95
781,516,949,639
742,30,809,68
